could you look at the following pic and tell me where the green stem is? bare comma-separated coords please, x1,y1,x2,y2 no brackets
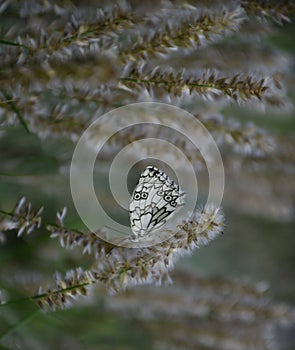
0,209,12,216
0,39,30,50
120,77,216,89
1,91,30,134
0,309,40,340
0,282,95,309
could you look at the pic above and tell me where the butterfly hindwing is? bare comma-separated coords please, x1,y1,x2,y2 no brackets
129,166,185,241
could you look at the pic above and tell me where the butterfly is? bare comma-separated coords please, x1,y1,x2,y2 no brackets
129,166,185,241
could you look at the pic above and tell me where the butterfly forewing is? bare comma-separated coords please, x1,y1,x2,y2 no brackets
129,166,185,241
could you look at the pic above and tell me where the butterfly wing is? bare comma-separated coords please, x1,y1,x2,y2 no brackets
129,166,185,240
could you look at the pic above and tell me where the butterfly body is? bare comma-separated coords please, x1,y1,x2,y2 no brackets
129,166,185,241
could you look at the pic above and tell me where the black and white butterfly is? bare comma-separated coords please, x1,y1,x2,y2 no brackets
129,166,185,241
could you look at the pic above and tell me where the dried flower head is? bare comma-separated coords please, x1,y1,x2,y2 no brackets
0,197,43,237
36,268,96,312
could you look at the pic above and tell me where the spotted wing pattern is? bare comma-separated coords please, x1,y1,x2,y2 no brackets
129,166,185,241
